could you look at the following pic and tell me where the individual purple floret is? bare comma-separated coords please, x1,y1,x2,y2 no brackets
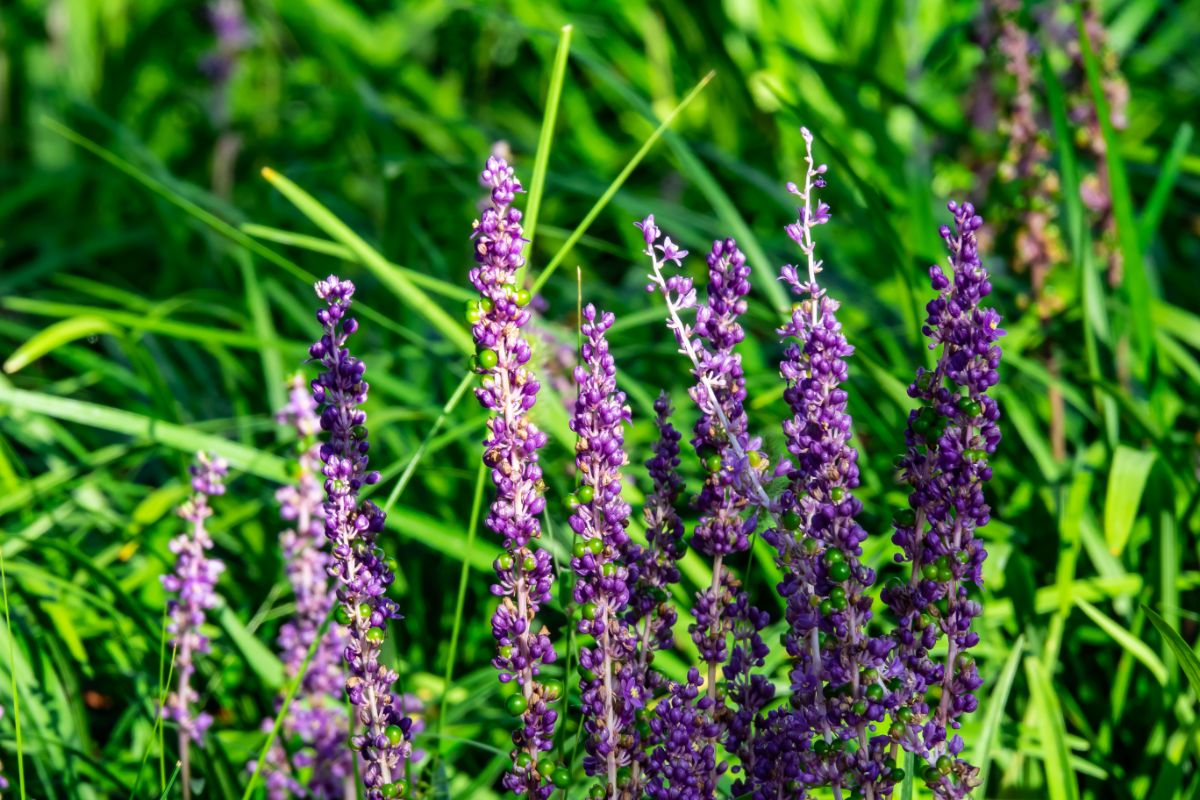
567,304,638,794
310,277,412,800
748,127,900,800
162,452,227,799
623,393,687,795
881,201,1003,798
257,375,352,798
468,155,558,798
644,668,724,800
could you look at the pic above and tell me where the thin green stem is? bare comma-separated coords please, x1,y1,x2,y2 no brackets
130,641,179,799
1,546,26,800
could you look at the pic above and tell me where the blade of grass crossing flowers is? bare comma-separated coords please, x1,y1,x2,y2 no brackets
437,460,487,749
528,71,716,296
974,635,1025,797
243,607,335,800
520,24,573,276
1,546,26,800
2,316,121,374
1145,607,1200,694
1076,8,1155,374
380,370,475,515
260,166,475,354
1138,123,1193,250
39,118,416,344
1025,655,1081,800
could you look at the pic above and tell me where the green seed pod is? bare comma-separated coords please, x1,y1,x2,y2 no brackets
478,348,499,370
704,453,723,473
573,541,588,558
515,289,532,307
829,561,851,582
365,627,385,644
823,548,845,565
506,694,529,715
866,683,884,702
335,605,352,625
514,751,533,770
552,768,571,789
586,538,603,555
830,486,846,503
497,553,515,571
782,510,802,530
384,724,405,746
577,485,595,504
522,554,537,572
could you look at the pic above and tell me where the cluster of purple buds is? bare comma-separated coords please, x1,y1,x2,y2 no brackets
310,277,412,800
258,374,352,798
567,305,639,795
467,156,559,798
162,452,228,747
644,669,724,799
881,202,1002,798
200,0,251,85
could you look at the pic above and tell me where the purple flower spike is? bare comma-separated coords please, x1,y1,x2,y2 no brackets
257,375,352,798
310,277,412,800
568,305,639,794
645,669,725,800
623,393,687,796
881,201,1003,799
469,156,559,798
162,452,227,795
752,128,898,798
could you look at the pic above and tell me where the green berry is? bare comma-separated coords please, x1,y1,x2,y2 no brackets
890,768,905,782
365,627,385,644
514,751,533,770
499,645,514,659
523,554,537,572
921,563,939,581
958,397,982,417
830,486,846,503
601,562,615,578
542,679,563,700
937,755,952,774
577,485,595,504
895,508,916,528
802,537,820,554
937,565,953,582
573,541,588,558
782,510,802,530
829,561,851,582
896,706,913,723
704,454,722,472
813,739,828,754
823,548,845,565
889,722,905,738
478,348,499,370
586,538,603,555
819,599,834,616
852,700,868,716
552,767,571,788
582,602,598,620
335,605,352,625
497,554,515,571
866,683,884,702
466,301,484,323
829,587,846,603
748,450,765,469
515,289,532,307
359,603,372,619
384,724,405,747
589,785,605,799
965,448,987,462
924,766,940,784
506,694,529,715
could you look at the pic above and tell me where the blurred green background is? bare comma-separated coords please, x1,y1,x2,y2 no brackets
1,0,1199,798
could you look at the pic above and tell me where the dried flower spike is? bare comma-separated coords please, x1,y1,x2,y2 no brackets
469,155,559,798
310,276,412,800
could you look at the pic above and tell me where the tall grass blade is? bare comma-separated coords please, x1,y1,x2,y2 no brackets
2,316,121,374
1024,655,1080,800
1104,445,1157,556
0,547,26,799
522,24,573,268
1076,598,1168,684
1138,123,1194,249
1145,606,1200,694
974,634,1025,795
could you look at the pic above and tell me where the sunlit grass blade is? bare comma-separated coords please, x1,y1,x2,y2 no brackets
1138,122,1194,249
974,633,1025,795
528,70,716,296
237,251,286,414
1,546,26,800
159,761,182,800
380,370,475,515
1104,445,1157,556
2,316,121,375
240,223,474,302
521,23,573,267
260,166,474,353
243,607,334,800
1025,655,1080,800
1145,606,1200,694
1076,598,1167,684
0,386,289,482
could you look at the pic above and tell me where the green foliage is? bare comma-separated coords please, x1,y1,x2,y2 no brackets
0,1,1198,798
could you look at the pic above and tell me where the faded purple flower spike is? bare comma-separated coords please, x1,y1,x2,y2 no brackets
756,128,898,799
468,156,559,798
567,304,638,796
162,452,227,800
881,201,1003,799
624,392,688,797
258,375,352,798
310,277,412,800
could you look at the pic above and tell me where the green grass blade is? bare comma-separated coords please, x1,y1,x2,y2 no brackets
380,371,475,515
1075,598,1168,684
260,166,474,353
0,386,289,482
1076,8,1154,373
240,223,474,302
242,607,334,800
974,634,1025,795
159,761,182,800
1104,445,1157,556
2,316,121,375
522,24,573,269
528,70,716,296
1025,655,1080,800
1145,606,1200,693
237,251,286,415
1138,122,1194,249
129,643,177,799
1,547,27,800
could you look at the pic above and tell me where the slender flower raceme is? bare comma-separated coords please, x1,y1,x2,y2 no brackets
468,156,558,798
259,375,352,799
310,277,412,800
567,304,638,796
162,452,227,800
645,669,724,800
623,393,687,796
881,202,1003,798
752,128,897,800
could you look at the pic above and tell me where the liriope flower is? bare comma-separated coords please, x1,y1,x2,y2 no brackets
468,155,559,798
162,452,227,797
258,375,352,799
624,393,687,795
645,669,723,800
309,276,412,800
567,304,638,796
753,128,897,799
881,202,1003,798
